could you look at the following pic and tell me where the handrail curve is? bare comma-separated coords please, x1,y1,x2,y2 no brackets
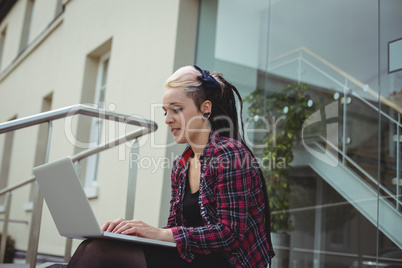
0,104,158,134
268,46,402,115
0,104,158,266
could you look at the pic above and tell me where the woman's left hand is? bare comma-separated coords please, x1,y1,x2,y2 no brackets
103,218,175,243
112,219,158,237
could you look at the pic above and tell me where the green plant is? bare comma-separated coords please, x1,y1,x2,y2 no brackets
0,232,15,263
245,83,316,232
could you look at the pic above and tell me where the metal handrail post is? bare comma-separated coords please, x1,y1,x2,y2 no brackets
297,50,302,84
63,162,80,262
125,139,139,220
342,79,348,164
397,113,400,212
26,184,44,267
26,120,53,268
0,192,11,263
64,238,72,262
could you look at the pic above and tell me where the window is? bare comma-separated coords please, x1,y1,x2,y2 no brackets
84,52,110,197
74,38,112,198
19,0,34,53
0,27,6,71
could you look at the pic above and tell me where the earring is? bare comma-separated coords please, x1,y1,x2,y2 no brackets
203,113,210,119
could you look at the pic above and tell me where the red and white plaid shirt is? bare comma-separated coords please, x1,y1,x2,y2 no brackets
164,131,274,267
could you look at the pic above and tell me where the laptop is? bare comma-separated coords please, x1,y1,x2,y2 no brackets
33,156,176,248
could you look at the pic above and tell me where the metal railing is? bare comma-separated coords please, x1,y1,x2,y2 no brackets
0,104,158,267
267,46,402,212
301,134,402,211
268,47,402,114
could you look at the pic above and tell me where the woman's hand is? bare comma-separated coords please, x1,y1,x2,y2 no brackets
101,218,175,243
101,218,125,233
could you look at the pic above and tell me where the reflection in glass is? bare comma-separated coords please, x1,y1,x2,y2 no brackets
196,0,402,267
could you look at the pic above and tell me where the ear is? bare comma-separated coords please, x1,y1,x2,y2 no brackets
200,100,212,114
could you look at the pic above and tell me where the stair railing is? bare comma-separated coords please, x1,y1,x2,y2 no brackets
297,133,402,249
301,134,402,211
268,47,402,114
267,47,401,212
0,104,158,267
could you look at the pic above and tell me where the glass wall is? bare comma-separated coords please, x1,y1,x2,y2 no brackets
196,0,402,267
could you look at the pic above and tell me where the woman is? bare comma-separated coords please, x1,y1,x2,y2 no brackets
67,66,275,268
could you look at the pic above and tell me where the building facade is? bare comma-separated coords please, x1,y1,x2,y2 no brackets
0,0,198,262
0,0,401,267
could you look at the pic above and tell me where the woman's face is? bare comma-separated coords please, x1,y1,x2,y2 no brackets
162,88,207,145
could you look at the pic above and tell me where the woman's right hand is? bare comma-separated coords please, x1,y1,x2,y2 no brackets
101,217,125,233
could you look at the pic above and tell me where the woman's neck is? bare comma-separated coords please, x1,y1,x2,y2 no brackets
189,129,211,158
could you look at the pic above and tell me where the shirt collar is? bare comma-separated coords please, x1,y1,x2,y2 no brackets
177,131,221,167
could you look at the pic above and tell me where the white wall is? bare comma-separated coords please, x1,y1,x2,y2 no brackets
0,0,198,257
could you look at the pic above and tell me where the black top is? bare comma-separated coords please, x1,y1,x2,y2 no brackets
183,174,204,227
142,166,231,268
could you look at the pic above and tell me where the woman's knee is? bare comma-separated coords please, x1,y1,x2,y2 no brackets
69,239,147,267
83,239,111,253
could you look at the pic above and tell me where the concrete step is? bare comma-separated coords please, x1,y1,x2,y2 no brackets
0,265,29,268
37,263,68,268
0,263,67,268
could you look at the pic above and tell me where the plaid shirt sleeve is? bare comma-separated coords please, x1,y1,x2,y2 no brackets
163,159,181,229
170,141,259,264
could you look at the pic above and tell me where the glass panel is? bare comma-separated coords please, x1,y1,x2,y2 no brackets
344,95,379,184
196,0,402,267
289,168,379,268
379,115,397,202
378,0,402,263
399,125,402,213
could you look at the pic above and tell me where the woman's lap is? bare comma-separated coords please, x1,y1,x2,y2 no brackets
68,239,231,268
67,239,146,268
142,244,231,268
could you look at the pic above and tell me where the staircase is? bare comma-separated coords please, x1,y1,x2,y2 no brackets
292,139,402,249
267,46,402,248
347,124,401,199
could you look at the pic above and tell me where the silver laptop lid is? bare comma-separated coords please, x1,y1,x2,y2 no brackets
33,156,102,239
